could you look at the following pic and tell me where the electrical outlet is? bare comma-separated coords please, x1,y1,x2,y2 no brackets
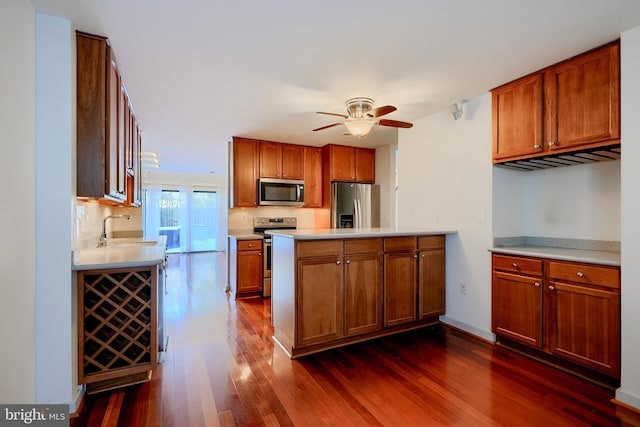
460,282,467,295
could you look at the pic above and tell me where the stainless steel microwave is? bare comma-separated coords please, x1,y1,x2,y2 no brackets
258,178,305,207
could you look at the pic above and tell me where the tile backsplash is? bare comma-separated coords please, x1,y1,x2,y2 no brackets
228,207,319,231
74,200,142,249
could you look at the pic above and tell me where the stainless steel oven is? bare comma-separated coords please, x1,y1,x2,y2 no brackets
253,217,297,297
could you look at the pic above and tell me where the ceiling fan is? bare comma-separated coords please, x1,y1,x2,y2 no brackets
313,97,413,137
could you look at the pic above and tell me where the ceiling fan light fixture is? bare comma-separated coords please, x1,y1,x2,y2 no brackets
344,118,375,137
345,97,374,118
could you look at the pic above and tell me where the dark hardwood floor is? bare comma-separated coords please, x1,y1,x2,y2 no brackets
72,252,640,426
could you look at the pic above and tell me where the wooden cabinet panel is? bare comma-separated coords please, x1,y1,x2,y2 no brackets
303,146,323,208
259,141,282,179
355,147,375,183
492,73,544,161
545,43,620,152
232,137,259,207
548,281,620,376
329,145,356,181
281,143,304,179
345,254,383,336
384,236,416,253
296,257,344,347
238,239,262,251
297,240,342,258
384,251,417,327
493,254,543,276
418,248,445,319
548,261,619,289
236,249,263,294
492,271,543,348
418,235,445,250
344,238,382,255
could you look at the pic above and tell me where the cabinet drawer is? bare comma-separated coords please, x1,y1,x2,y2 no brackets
418,235,445,250
297,240,342,258
238,239,262,251
384,237,416,252
548,261,619,289
345,238,382,255
493,254,542,276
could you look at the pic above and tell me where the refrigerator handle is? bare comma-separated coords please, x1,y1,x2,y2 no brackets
354,199,360,228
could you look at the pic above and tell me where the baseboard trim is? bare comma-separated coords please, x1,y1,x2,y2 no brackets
614,389,640,412
69,385,85,417
439,316,495,343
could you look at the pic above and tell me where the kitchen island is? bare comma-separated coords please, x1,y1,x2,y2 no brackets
267,228,456,358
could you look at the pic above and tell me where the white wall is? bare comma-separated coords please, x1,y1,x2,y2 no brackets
617,25,640,410
375,144,397,228
35,13,78,407
398,95,494,339
0,0,36,403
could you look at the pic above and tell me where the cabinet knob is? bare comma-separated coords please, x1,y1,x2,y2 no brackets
512,262,518,268
534,144,541,149
413,254,418,259
336,260,341,265
248,244,252,248
258,252,262,256
346,259,350,264
576,272,584,277
534,282,541,287
548,285,555,291
549,141,556,147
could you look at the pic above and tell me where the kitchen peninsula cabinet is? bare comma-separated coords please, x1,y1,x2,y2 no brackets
492,41,620,165
418,236,446,319
231,137,259,207
77,32,143,205
271,230,452,358
303,146,323,207
491,252,621,380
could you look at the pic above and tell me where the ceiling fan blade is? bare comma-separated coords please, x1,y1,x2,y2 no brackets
312,123,343,132
317,111,348,119
368,105,397,118
378,119,413,128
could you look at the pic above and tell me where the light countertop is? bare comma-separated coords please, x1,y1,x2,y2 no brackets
73,236,167,271
228,230,263,240
267,227,457,240
489,245,620,266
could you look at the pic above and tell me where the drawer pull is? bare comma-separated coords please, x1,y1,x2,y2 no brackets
336,260,341,265
534,282,540,287
534,144,541,149
512,262,518,268
346,259,350,264
548,285,555,291
549,141,556,147
576,272,584,277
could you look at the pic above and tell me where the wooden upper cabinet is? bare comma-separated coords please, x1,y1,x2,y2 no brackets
232,137,259,207
545,42,620,152
303,146,322,208
325,144,375,183
492,73,544,161
492,40,620,164
259,141,304,180
259,141,282,178
281,143,304,179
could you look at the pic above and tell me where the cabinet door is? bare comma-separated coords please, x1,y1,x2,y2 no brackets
259,141,282,178
236,250,263,293
107,53,120,198
418,248,445,319
548,281,620,376
492,73,544,162
303,146,323,207
345,254,383,336
330,145,356,181
282,143,304,179
384,252,417,327
355,148,375,183
117,82,129,198
545,43,620,152
492,271,543,348
232,138,259,207
296,257,344,347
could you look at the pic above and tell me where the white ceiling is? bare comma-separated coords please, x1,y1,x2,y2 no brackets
31,0,640,175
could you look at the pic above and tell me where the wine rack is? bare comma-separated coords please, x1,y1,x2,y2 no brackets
78,266,157,385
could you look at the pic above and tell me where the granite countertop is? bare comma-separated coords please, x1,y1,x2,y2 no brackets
73,236,167,271
267,227,457,240
489,245,620,266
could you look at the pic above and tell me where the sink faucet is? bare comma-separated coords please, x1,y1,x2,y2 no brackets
98,214,132,247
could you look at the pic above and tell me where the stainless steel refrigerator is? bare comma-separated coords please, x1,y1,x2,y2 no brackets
331,182,380,228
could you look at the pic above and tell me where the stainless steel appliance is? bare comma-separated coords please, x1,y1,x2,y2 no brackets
331,182,380,228
253,217,297,296
258,178,305,207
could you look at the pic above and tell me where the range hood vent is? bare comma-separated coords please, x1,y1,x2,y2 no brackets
494,144,620,171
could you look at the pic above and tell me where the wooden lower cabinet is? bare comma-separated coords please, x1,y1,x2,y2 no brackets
418,236,446,319
78,266,158,392
272,234,445,358
492,253,620,379
229,238,263,297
